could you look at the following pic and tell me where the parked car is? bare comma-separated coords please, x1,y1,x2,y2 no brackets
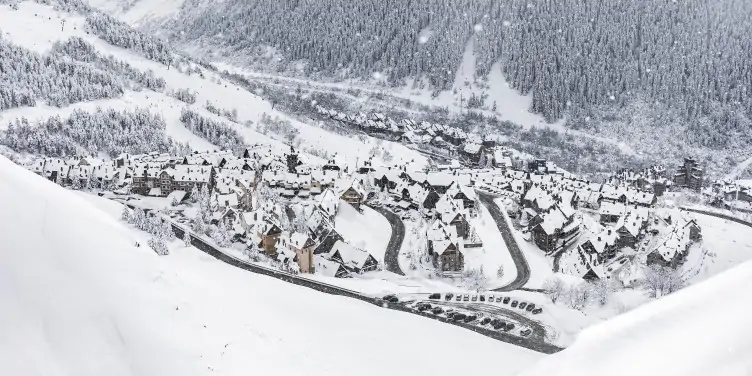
505,323,516,331
382,295,399,303
488,294,495,301
511,300,518,308
503,297,511,304
526,304,536,312
445,293,454,301
520,329,532,337
479,295,486,302
532,308,543,315
453,313,467,322
431,307,444,315
428,293,441,300
519,302,527,310
455,295,462,301
471,295,478,302
418,303,432,311
480,318,491,325
446,311,456,319
496,297,502,303
463,294,470,301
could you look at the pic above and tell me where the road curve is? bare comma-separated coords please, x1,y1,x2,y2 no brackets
368,205,406,275
477,191,531,292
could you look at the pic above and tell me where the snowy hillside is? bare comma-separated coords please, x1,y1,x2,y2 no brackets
519,260,752,376
0,155,543,375
0,1,428,168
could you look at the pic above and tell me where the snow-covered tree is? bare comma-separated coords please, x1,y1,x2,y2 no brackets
590,279,617,306
148,235,169,256
641,265,684,298
182,229,192,248
496,264,504,279
567,283,591,310
542,276,567,303
121,206,131,222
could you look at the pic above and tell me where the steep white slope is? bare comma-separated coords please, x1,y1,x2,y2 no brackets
519,261,752,376
0,155,542,375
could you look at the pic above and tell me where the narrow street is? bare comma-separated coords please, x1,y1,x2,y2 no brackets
368,205,406,275
477,191,531,291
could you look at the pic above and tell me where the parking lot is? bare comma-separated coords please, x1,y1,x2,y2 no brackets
394,292,547,341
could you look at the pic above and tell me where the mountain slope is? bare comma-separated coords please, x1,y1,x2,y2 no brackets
0,155,542,375
519,259,752,376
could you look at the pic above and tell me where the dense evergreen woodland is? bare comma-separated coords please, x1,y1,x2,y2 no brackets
1,108,173,157
169,0,752,149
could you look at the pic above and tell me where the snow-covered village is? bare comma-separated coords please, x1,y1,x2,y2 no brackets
3,1,752,375
19,119,752,348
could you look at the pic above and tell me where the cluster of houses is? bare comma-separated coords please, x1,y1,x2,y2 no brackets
26,136,711,282
606,157,706,195
315,105,500,165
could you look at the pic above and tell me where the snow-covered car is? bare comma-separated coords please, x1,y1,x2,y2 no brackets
520,329,532,337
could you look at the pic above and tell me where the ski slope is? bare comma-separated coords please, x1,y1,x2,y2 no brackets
0,155,543,375
519,259,752,376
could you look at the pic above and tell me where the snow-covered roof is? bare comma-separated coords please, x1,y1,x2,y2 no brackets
314,255,348,277
328,240,373,270
599,201,627,217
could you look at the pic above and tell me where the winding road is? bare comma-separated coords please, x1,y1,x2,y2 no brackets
368,205,406,275
477,191,531,292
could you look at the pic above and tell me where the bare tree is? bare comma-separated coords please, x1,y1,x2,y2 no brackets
542,276,567,303
642,265,684,298
496,264,505,279
567,283,591,310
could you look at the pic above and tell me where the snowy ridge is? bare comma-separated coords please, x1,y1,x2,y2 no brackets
519,260,752,376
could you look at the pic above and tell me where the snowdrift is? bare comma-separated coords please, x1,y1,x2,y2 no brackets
519,260,752,376
0,155,542,375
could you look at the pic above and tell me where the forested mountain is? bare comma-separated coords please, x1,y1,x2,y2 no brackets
166,0,752,149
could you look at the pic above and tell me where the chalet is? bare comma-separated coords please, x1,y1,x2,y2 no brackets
431,239,464,273
673,157,704,192
579,227,619,263
615,211,645,249
599,201,626,223
647,215,702,269
339,180,366,210
425,172,457,194
440,211,470,239
257,220,283,255
326,240,378,273
407,184,441,211
461,142,483,164
448,185,477,210
314,255,350,278
531,206,581,255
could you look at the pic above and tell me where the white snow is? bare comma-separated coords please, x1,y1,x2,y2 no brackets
0,155,543,375
334,200,391,264
466,201,518,286
519,260,752,376
86,0,184,26
687,212,752,283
